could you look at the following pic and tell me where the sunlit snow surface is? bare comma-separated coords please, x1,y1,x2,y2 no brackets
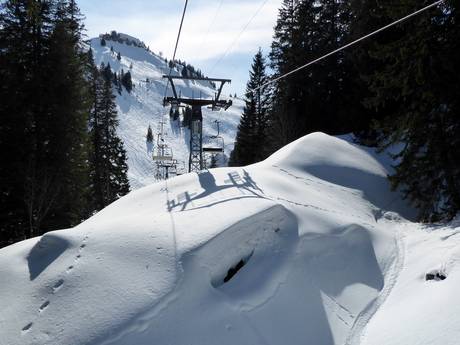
2,132,459,345
89,37,244,189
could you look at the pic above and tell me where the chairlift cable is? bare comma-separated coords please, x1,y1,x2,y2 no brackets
198,0,225,53
209,0,270,74
163,0,189,99
249,0,445,94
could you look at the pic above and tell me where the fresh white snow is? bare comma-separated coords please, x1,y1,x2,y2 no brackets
89,35,244,189
1,131,459,345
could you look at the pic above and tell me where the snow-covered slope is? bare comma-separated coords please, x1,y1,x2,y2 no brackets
1,133,459,345
89,35,244,189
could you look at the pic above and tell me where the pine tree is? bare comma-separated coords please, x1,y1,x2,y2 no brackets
117,51,121,61
39,0,91,231
101,62,113,83
230,49,270,166
0,0,92,246
121,70,133,93
267,0,354,152
100,37,106,46
365,0,460,220
88,64,130,211
146,125,154,143
347,0,397,144
268,0,312,149
0,0,53,245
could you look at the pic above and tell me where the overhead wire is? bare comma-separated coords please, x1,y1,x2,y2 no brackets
249,0,445,93
158,0,188,180
198,0,225,53
209,0,270,74
163,0,189,99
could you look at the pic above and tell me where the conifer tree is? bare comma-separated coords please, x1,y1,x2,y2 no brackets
230,49,270,166
88,64,130,211
0,0,92,245
102,62,113,83
267,0,354,152
0,0,54,245
146,125,154,143
121,71,133,93
347,0,397,144
365,0,460,220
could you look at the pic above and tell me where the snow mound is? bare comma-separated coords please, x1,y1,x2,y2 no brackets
1,133,459,345
267,132,415,219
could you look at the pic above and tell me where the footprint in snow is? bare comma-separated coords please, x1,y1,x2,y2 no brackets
22,322,33,333
39,301,50,312
52,279,64,293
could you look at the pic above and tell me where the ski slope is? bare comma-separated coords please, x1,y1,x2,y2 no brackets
1,132,459,345
89,34,244,189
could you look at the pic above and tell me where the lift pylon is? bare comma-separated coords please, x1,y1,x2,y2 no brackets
162,75,232,173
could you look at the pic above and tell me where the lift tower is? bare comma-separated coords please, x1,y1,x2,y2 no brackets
162,75,232,173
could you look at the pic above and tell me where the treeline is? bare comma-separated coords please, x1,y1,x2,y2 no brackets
168,59,217,89
100,61,133,94
0,0,130,248
100,30,147,49
230,0,460,221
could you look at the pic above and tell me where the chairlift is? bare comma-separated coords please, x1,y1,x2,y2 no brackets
203,120,224,154
153,144,174,162
162,75,232,172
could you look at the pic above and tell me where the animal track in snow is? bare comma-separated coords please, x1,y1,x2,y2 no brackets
21,234,90,334
52,279,64,293
22,322,33,333
39,301,50,312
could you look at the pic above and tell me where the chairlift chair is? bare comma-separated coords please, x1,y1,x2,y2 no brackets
203,120,224,154
202,135,224,154
152,144,174,162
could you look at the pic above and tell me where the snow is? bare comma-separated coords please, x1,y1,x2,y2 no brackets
89,36,244,189
2,130,459,345
360,220,460,345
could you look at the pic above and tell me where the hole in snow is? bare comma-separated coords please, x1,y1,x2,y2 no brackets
224,259,246,284
425,272,446,281
218,251,254,286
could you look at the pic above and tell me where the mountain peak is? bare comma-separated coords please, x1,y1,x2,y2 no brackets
99,30,147,49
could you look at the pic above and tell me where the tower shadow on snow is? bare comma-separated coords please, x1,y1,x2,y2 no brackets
167,169,266,212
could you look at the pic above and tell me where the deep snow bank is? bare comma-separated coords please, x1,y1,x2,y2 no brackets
1,132,459,345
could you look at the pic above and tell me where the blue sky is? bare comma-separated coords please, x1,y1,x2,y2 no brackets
78,0,281,95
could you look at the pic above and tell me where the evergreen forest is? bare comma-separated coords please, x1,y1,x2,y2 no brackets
0,0,130,248
231,0,460,221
